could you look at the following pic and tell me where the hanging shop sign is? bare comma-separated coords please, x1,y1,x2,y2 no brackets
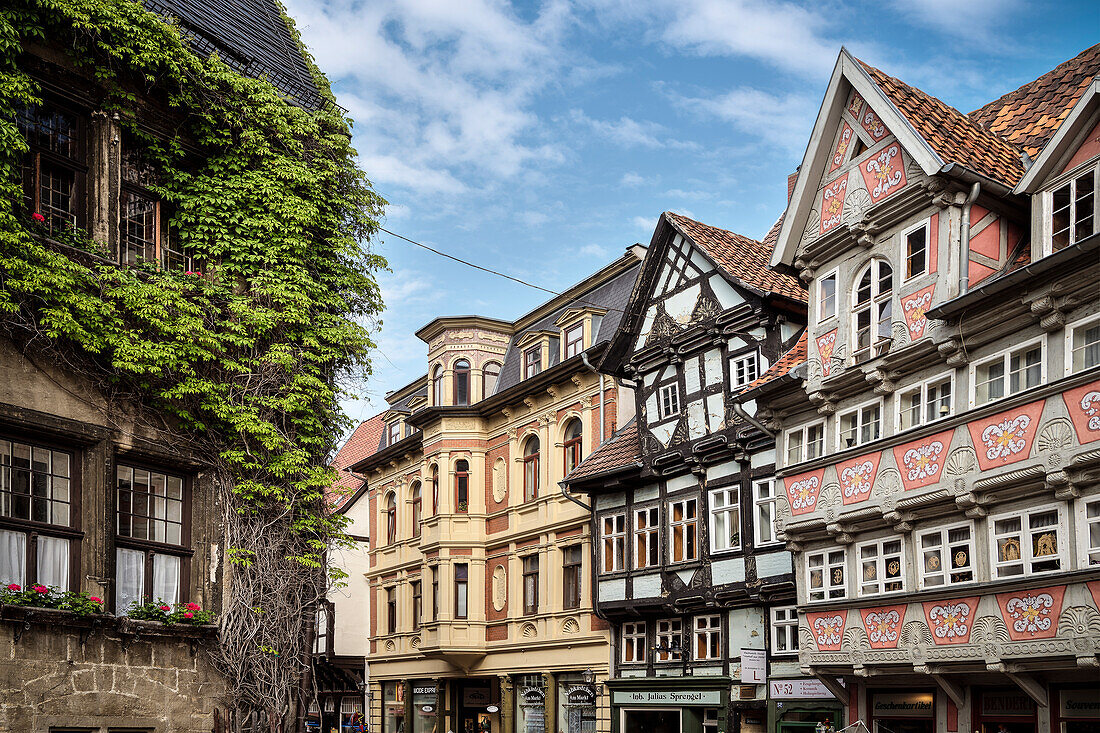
740,648,766,684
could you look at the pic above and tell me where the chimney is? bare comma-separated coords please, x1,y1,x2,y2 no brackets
787,167,801,203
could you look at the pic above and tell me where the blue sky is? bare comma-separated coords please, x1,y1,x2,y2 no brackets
281,0,1098,425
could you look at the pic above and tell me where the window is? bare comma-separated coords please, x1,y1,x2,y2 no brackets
730,352,759,388
411,580,422,631
818,269,837,321
852,258,893,363
1080,496,1100,567
1050,164,1097,252
564,322,584,359
0,438,76,592
858,538,905,595
1067,315,1100,374
524,346,542,379
991,505,1065,578
972,339,1044,406
483,361,501,398
432,365,444,406
385,587,396,634
431,566,439,621
563,546,582,609
454,460,469,513
659,383,681,419
709,487,740,553
693,615,721,660
313,603,329,654
753,479,780,547
453,359,470,406
902,221,928,280
115,464,188,613
655,618,682,662
454,563,468,619
807,549,846,602
410,482,422,538
634,507,659,569
918,523,974,589
563,419,583,474
385,492,397,544
622,621,646,663
601,514,625,572
387,421,401,447
523,437,540,501
703,709,719,733
522,554,539,615
18,105,83,235
839,401,882,450
897,373,953,432
786,422,825,465
430,465,439,515
669,498,698,563
770,606,798,655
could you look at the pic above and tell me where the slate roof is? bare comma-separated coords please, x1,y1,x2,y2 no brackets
740,331,807,395
969,43,1100,160
665,212,806,302
143,0,325,110
326,413,385,510
563,420,640,483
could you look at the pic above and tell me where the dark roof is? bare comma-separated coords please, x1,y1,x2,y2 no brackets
327,413,385,509
969,43,1100,160
564,420,640,483
665,212,806,302
143,0,325,110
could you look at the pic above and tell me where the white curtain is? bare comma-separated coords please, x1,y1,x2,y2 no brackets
0,529,25,587
152,553,180,605
115,548,144,613
36,535,69,590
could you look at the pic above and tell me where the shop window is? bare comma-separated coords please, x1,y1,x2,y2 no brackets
1049,163,1097,253
1066,314,1100,374
839,400,882,450
852,258,893,363
453,359,470,406
807,549,846,602
858,538,905,595
562,545,582,610
556,673,597,733
730,351,759,388
601,514,625,572
1081,496,1100,568
902,220,928,281
770,606,798,655
382,681,405,733
897,373,953,432
918,523,974,588
340,698,365,733
786,422,824,465
516,674,547,733
454,460,469,513
991,504,1065,578
693,614,721,660
818,269,838,322
115,464,188,613
753,478,780,547
564,321,584,359
483,361,501,398
18,105,84,235
523,437,540,501
709,486,740,553
971,339,1044,406
634,506,659,569
522,554,539,615
563,419,583,474
659,383,680,419
668,498,698,563
621,621,646,663
411,683,438,733
655,618,682,662
454,563,468,619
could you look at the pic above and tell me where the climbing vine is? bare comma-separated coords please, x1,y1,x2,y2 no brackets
0,0,385,729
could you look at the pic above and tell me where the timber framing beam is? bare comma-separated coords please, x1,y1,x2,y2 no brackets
1006,672,1048,708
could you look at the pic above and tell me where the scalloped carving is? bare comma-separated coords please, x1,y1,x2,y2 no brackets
820,482,841,521
384,640,396,652
829,344,848,377
944,447,977,480
891,319,909,346
521,622,538,639
973,614,1010,644
561,617,580,635
844,187,873,224
1038,418,1075,453
798,626,816,650
805,357,824,383
1058,605,1100,637
804,209,822,243
901,619,932,647
410,636,421,649
844,625,869,651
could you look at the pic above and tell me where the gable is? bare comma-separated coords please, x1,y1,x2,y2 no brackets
1015,79,1100,193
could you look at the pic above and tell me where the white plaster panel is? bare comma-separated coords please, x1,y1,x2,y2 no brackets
642,370,658,389
645,392,659,424
704,348,723,386
741,399,757,415
657,263,673,294
706,393,725,432
632,573,662,598
652,421,675,447
661,365,676,381
665,283,700,324
780,321,799,341
726,336,748,351
687,400,707,439
635,305,657,350
689,247,710,272
598,578,626,602
694,667,724,677
620,669,647,678
595,492,627,510
748,327,767,339
666,474,697,492
675,569,695,586
749,448,776,469
755,551,793,578
712,557,746,585
706,461,740,482
684,357,701,394
728,606,765,658
710,274,742,309
634,484,660,502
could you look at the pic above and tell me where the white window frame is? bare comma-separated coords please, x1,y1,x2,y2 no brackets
730,351,759,389
753,478,781,547
806,548,847,603
770,606,799,656
668,498,698,564
1065,313,1100,376
786,421,825,466
1045,161,1099,256
659,383,681,419
969,337,1046,407
895,371,954,433
621,621,646,664
709,486,741,553
600,513,626,573
655,618,682,662
837,398,883,452
817,268,838,323
916,521,975,590
857,537,906,596
1077,494,1100,569
851,257,894,364
900,219,929,282
563,321,585,360
634,506,660,569
693,614,721,661
989,503,1067,579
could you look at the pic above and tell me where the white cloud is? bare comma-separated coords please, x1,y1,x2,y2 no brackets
570,110,667,148
620,171,646,186
578,243,610,258
896,0,1022,42
632,215,658,231
673,86,817,151
519,210,551,227
664,188,714,200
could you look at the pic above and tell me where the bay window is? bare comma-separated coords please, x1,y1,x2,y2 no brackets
786,422,824,465
818,269,837,322
1066,314,1100,374
807,549,846,602
839,400,882,450
455,459,469,512
897,373,953,432
918,523,974,588
115,463,189,613
453,359,470,406
971,339,1044,406
1079,496,1100,568
1049,163,1097,253
454,563,468,619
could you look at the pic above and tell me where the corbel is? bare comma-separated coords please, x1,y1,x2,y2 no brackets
545,385,558,400
784,540,804,553
1005,671,1048,708
850,220,879,248
864,367,899,396
569,374,583,388
793,257,816,283
807,390,837,416
1045,469,1079,500
826,522,854,544
523,397,537,410
936,337,968,367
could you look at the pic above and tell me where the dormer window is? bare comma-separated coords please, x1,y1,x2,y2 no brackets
563,322,584,359
730,351,759,389
387,421,400,446
453,359,470,406
1050,163,1097,253
524,346,542,379
483,361,501,397
853,258,893,364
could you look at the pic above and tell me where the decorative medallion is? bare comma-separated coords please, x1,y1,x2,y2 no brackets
859,604,906,649
783,468,826,516
829,122,854,173
995,585,1066,640
859,143,907,204
817,329,838,377
966,400,1045,471
819,176,849,235
492,564,507,612
859,105,890,142
835,451,881,505
806,610,846,651
921,596,979,645
846,90,865,119
901,283,936,340
492,458,507,503
1061,379,1100,444
891,429,953,491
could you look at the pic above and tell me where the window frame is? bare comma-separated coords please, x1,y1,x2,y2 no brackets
563,321,585,359
786,421,825,466
621,621,647,664
857,536,906,596
693,614,721,661
770,606,799,656
989,503,1067,580
708,486,741,554
655,618,683,662
916,521,975,590
659,383,681,420
851,257,894,364
18,103,87,236
1046,161,1098,255
483,361,501,398
523,436,540,501
432,365,444,406
410,482,422,539
634,506,660,569
387,421,401,447
895,371,954,434
730,351,760,389
969,337,1046,407
562,545,582,610
522,553,539,615
453,563,469,619
668,497,698,564
411,579,422,631
1076,494,1100,569
1065,313,1100,376
563,419,583,475
837,398,883,451
900,219,929,282
384,491,397,544
524,346,542,379
452,359,471,406
600,513,626,573
753,478,781,547
817,268,838,323
454,459,470,513
806,548,847,603
385,586,397,634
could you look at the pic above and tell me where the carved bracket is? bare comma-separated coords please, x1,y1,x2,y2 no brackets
865,367,900,396
849,220,879,248
808,390,837,416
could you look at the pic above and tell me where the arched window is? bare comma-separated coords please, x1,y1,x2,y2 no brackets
453,359,470,406
430,465,439,515
455,460,469,513
385,492,397,544
853,259,893,364
410,482,422,538
523,436,540,501
563,419,583,474
432,365,444,406
483,361,501,399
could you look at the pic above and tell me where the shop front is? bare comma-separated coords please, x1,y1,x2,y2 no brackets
607,677,731,733
869,690,935,733
1054,686,1100,733
972,689,1037,733
457,678,500,733
768,679,843,733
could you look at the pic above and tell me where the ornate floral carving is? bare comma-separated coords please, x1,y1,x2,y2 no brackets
922,598,978,645
807,610,846,651
784,469,824,515
860,605,905,648
860,144,906,202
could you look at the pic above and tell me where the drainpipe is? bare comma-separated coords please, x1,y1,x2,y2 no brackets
958,182,981,295
731,401,774,438
581,352,605,443
559,481,593,512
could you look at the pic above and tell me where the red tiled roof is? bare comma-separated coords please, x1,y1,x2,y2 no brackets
665,212,806,302
564,420,640,483
326,413,385,510
740,331,807,395
969,43,1100,160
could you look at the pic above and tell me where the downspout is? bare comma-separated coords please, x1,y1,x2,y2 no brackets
581,352,605,443
559,480,592,512
958,182,981,295
731,401,774,438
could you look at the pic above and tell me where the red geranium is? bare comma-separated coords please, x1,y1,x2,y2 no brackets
5,583,19,591
183,611,194,619
33,585,48,594
158,604,171,611
89,596,103,604
186,602,200,611
31,212,45,223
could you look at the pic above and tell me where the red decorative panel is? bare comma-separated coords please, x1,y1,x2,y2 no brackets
819,176,849,234
996,585,1066,640
817,329,838,377
783,468,825,516
967,400,1045,470
859,604,907,648
921,596,979,645
859,104,890,142
829,122,854,173
970,218,1000,259
1087,581,1100,610
901,283,936,341
806,609,846,651
836,451,881,505
846,90,864,119
929,212,939,273
1062,380,1100,444
892,428,954,491
859,142,906,203
968,260,997,287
